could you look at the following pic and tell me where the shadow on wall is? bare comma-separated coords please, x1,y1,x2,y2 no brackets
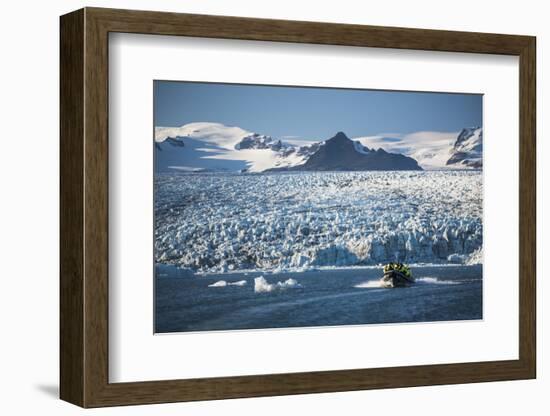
34,384,58,399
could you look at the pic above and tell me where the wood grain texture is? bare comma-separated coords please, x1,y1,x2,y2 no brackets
83,10,110,406
59,8,84,407
518,38,536,376
88,7,532,54
59,7,537,408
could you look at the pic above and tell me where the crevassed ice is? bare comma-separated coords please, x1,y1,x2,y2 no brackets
155,171,482,273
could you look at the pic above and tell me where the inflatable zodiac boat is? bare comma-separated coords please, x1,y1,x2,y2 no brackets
380,263,415,288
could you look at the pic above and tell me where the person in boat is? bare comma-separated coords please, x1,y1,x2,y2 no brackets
383,262,411,276
381,262,414,287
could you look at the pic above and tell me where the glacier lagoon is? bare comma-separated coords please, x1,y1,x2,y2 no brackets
154,170,483,333
155,265,482,332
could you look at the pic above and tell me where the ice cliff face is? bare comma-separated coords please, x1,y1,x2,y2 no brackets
155,170,482,273
446,127,483,169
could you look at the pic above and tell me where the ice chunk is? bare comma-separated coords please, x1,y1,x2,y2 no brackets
254,276,301,293
208,280,227,287
208,279,247,287
277,278,301,289
465,247,483,265
254,276,275,293
447,253,467,264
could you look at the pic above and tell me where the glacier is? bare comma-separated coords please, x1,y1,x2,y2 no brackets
155,170,482,274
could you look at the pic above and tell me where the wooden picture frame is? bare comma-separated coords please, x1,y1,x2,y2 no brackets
60,7,536,408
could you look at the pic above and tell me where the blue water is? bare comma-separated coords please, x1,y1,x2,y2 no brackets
155,265,482,333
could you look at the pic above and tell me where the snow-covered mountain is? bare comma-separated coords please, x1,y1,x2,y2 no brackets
446,127,483,169
276,132,422,171
155,122,314,173
356,128,483,170
155,123,424,173
155,122,481,173
234,133,283,151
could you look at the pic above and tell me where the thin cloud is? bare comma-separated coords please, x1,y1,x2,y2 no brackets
355,131,459,169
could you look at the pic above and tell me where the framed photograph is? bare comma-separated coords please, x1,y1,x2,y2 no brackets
60,7,536,407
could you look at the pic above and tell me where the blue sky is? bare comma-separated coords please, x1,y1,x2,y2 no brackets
154,81,482,141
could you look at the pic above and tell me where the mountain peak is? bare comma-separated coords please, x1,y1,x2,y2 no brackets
329,131,350,142
295,132,422,171
154,122,251,149
456,127,481,146
447,127,483,169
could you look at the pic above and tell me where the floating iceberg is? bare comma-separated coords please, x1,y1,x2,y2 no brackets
208,279,247,287
208,280,228,287
254,276,302,293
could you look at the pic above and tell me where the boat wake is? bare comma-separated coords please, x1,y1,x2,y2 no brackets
416,277,460,285
354,280,383,289
354,276,460,289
